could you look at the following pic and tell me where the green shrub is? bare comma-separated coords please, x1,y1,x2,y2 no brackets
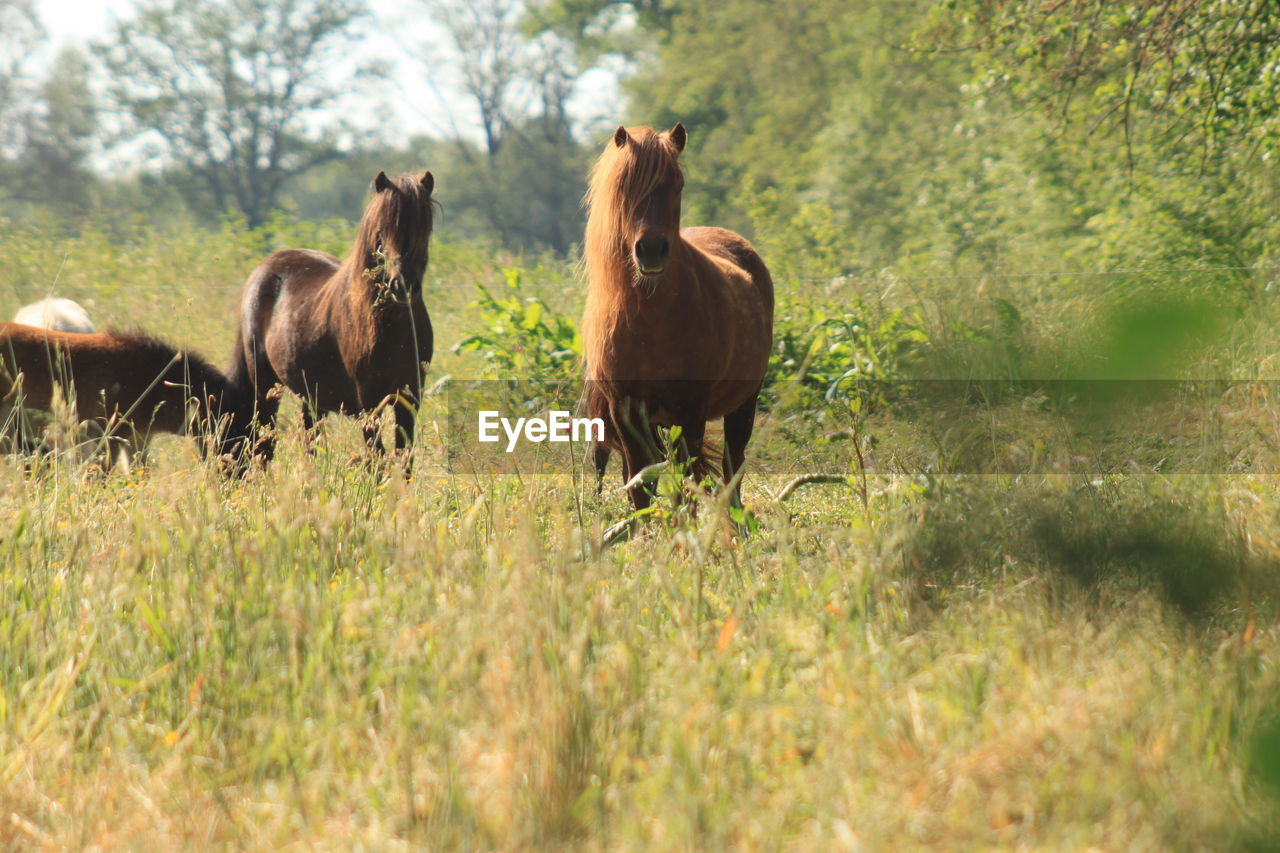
452,267,581,382
770,293,928,412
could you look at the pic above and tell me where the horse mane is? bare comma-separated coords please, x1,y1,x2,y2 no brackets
346,173,436,283
583,126,684,292
582,127,685,372
103,328,227,395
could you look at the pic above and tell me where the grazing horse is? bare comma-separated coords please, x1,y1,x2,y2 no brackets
0,323,239,470
227,170,436,463
581,124,774,509
14,298,95,334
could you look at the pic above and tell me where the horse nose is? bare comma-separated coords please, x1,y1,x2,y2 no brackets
634,235,670,274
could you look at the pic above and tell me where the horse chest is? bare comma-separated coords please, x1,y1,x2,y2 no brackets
603,314,724,381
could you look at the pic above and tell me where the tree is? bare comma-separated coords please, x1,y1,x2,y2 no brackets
0,0,44,203
417,0,590,252
933,1,1280,163
95,0,374,226
12,47,98,212
0,0,42,156
529,0,673,60
424,0,528,158
0,9,98,215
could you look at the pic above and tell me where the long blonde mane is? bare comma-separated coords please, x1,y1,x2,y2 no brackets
583,126,684,292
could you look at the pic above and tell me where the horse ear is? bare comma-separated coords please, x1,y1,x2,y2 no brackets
373,171,391,192
669,122,687,153
420,171,434,194
613,126,629,148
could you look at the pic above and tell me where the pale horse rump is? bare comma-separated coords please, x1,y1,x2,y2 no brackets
13,298,95,334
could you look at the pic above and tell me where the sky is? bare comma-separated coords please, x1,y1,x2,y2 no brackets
32,0,622,150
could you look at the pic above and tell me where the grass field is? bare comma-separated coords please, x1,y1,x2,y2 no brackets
2,217,1280,850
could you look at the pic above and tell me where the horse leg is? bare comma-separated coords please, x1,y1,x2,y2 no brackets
722,393,759,507
113,439,134,475
615,406,656,511
225,326,281,467
589,441,610,495
675,415,711,513
674,416,707,477
393,398,416,476
301,403,321,456
252,393,281,463
362,414,386,456
619,433,652,510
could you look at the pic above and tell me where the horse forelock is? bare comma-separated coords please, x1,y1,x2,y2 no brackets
353,173,436,277
584,127,684,287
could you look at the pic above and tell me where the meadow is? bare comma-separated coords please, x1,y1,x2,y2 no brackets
2,214,1280,851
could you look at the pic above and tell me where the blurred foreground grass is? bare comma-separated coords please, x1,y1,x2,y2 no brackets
5,443,1280,849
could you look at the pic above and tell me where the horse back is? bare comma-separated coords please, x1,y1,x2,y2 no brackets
0,324,197,435
686,224,773,290
240,250,341,337
236,249,347,398
681,226,774,392
13,298,95,334
682,226,774,314
0,324,104,407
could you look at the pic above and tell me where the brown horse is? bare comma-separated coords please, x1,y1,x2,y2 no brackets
227,170,436,463
581,124,774,509
0,323,239,469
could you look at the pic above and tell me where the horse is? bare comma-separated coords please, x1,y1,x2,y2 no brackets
14,298,95,334
581,123,774,510
227,170,436,464
0,323,240,470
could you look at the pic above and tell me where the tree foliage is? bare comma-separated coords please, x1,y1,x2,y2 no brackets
416,0,590,252
15,48,98,212
533,0,1280,278
936,0,1280,159
529,0,673,60
94,0,373,226
0,9,98,215
0,0,42,156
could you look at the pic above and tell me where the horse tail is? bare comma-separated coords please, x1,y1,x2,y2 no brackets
224,325,253,398
219,326,259,461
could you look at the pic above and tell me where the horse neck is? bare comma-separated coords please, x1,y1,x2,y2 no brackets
333,260,373,315
584,236,695,377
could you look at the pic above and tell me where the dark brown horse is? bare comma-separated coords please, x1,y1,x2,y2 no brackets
228,170,435,462
581,124,774,509
0,323,239,469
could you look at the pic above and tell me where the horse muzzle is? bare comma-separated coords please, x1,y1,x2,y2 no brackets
634,235,671,277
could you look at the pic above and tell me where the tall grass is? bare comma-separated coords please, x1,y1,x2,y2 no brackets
2,218,1280,848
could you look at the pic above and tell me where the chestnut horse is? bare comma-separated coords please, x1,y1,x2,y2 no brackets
228,170,435,462
0,323,238,469
582,124,773,509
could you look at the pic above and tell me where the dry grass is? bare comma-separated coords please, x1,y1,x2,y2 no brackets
1,219,1279,850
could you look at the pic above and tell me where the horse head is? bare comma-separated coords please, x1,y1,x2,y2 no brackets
362,170,436,297
587,124,687,282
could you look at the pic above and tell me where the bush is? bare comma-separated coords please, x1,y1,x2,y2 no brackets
769,291,928,413
452,267,581,382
